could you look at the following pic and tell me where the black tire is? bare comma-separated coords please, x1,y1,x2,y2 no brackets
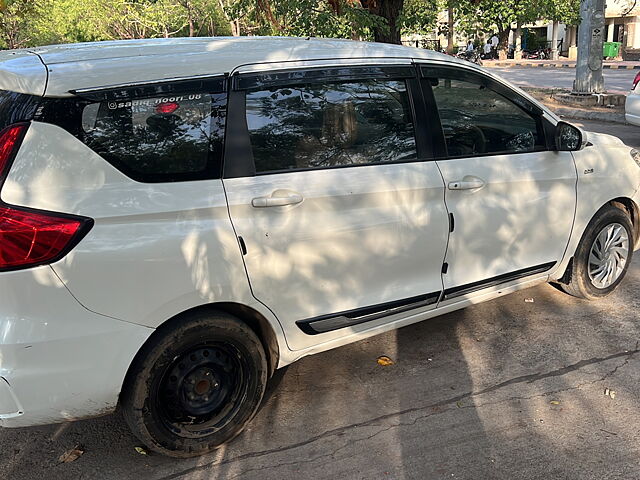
121,311,268,458
559,204,634,300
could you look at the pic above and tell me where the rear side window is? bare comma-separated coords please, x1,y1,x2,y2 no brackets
245,79,417,173
79,93,226,182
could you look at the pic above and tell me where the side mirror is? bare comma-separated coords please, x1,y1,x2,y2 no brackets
555,121,587,151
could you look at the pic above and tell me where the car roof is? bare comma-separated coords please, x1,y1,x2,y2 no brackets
0,36,472,97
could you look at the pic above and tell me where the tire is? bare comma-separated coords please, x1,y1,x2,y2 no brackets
559,204,634,300
121,311,268,458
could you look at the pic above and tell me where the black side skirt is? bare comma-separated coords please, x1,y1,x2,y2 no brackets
442,261,556,301
296,291,441,335
295,261,556,336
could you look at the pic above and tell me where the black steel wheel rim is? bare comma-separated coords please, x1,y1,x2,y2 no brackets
156,341,248,438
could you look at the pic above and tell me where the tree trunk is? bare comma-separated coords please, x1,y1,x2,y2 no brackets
497,27,510,60
446,3,454,54
185,1,195,37
368,0,404,44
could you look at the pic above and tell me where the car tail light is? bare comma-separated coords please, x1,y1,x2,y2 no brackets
0,124,27,174
0,123,93,271
633,72,640,90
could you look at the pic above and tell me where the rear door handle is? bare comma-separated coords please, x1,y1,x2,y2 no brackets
251,192,303,208
448,179,485,190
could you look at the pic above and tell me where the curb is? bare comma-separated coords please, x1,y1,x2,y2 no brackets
486,63,640,69
553,107,628,124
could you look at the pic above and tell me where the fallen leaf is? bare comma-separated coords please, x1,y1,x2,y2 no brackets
550,400,561,405
59,445,84,463
604,388,610,396
134,446,148,455
524,298,534,303
456,401,463,408
377,356,394,366
609,390,617,399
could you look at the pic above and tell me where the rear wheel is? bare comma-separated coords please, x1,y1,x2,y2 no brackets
121,311,268,458
559,205,633,299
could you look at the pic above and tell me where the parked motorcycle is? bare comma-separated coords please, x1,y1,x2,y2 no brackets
522,48,550,60
455,49,483,66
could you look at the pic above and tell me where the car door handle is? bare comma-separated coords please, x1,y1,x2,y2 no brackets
251,192,303,208
448,179,485,190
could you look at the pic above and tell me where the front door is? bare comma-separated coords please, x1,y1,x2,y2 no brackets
420,65,577,301
223,65,450,350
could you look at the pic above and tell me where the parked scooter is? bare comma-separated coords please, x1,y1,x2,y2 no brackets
455,49,483,66
522,48,550,60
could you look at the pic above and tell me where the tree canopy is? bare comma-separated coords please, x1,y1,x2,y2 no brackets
0,0,579,49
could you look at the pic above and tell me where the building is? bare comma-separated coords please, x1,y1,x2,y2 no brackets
403,1,640,59
520,0,640,59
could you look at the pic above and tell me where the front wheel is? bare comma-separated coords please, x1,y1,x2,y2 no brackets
121,311,268,457
559,204,634,300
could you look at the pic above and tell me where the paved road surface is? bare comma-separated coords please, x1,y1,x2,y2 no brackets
1,120,640,480
488,66,635,94
571,119,639,148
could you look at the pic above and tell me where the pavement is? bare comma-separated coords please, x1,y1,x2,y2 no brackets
1,118,639,479
483,60,640,70
485,65,635,95
572,119,639,148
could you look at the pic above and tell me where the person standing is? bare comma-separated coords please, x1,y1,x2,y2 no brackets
490,33,499,59
483,40,492,58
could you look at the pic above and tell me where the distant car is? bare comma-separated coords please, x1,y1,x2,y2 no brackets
625,71,640,126
0,37,640,458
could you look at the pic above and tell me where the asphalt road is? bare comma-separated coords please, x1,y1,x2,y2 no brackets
2,120,640,480
571,119,639,148
488,66,636,94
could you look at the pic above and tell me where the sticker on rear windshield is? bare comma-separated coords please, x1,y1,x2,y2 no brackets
107,94,202,110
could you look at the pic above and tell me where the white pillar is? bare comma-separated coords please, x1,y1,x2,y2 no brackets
551,21,559,60
515,22,523,60
607,18,615,42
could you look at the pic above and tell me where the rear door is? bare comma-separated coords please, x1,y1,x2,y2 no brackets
419,65,577,302
223,64,450,351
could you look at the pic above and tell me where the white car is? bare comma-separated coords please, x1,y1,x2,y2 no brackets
626,71,640,126
0,37,639,457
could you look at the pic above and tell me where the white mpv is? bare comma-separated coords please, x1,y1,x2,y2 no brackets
1,37,639,457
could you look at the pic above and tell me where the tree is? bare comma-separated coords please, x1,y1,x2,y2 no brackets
0,0,41,49
398,0,438,40
226,0,384,39
364,0,404,43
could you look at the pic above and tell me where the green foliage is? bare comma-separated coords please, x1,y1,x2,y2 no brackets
225,0,384,39
400,0,438,37
0,0,41,48
0,0,580,49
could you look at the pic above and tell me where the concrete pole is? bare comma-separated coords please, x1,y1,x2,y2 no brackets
574,0,606,94
515,22,523,60
551,21,560,60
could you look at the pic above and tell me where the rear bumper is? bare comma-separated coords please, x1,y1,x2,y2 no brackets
626,94,640,127
0,267,153,428
626,112,640,127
